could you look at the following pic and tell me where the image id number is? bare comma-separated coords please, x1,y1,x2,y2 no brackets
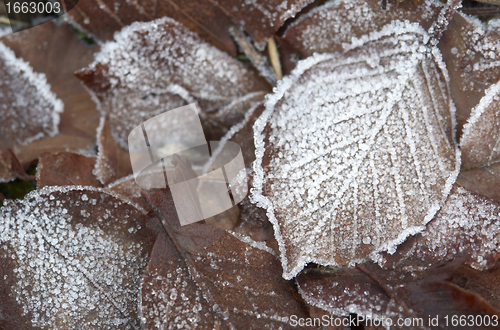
6,1,61,14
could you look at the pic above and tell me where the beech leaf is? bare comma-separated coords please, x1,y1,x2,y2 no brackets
36,151,102,188
140,188,309,329
0,22,100,176
94,116,133,185
252,21,460,279
0,41,62,147
0,186,150,329
458,81,500,203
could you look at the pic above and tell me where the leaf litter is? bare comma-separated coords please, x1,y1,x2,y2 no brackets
252,19,461,279
140,187,309,329
0,186,150,329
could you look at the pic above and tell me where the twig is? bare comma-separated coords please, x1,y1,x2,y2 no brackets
267,37,282,80
428,0,462,45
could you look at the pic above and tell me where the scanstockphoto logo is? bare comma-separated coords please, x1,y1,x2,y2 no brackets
128,103,248,226
1,0,79,33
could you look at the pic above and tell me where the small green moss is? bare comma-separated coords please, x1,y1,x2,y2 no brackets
0,163,37,207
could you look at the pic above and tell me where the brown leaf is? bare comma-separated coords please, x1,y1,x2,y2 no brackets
297,185,500,325
209,0,315,45
377,185,500,273
0,22,100,169
76,17,270,148
281,0,500,132
94,116,133,185
457,81,500,203
0,40,62,148
0,186,150,329
452,262,500,310
298,262,500,329
252,19,460,279
36,151,102,188
66,0,237,55
140,188,310,329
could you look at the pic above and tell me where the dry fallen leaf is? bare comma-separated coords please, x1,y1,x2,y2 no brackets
252,20,460,279
457,80,500,203
0,22,100,180
36,151,102,188
0,186,149,329
94,116,133,186
140,188,309,329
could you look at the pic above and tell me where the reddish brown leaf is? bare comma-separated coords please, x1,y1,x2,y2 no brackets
0,22,100,169
0,186,150,329
458,81,500,203
94,117,133,185
209,0,315,45
253,19,460,279
66,0,237,55
140,188,309,328
377,185,500,273
36,151,102,188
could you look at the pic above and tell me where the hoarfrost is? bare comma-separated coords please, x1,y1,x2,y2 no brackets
80,17,268,149
381,186,500,270
0,41,63,145
0,186,149,329
460,80,500,169
252,21,460,279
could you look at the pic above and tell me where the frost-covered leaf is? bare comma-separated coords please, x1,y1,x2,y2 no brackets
457,81,500,203
67,0,237,54
36,151,102,188
252,21,460,279
77,17,270,149
0,41,62,146
0,22,100,169
376,186,500,272
296,186,500,323
94,117,132,185
0,186,150,329
281,0,500,132
140,188,309,329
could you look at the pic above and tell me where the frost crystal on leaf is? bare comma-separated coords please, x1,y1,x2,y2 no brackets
252,21,460,279
78,17,268,149
0,186,149,329
0,41,63,145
